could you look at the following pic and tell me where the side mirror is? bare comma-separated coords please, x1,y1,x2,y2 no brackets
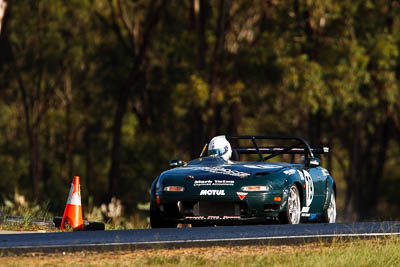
169,158,185,168
306,157,320,168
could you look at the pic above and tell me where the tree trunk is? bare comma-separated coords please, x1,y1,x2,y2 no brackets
198,0,207,71
342,113,363,221
14,61,42,201
64,71,74,180
207,0,227,139
32,130,41,200
107,0,167,200
108,86,129,199
228,101,241,136
189,108,205,159
358,119,390,219
188,0,208,158
343,114,391,221
0,0,8,35
0,0,12,71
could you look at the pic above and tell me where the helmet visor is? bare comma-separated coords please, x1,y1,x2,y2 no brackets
209,146,227,156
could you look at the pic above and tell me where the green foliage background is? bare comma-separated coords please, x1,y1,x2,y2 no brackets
0,0,400,222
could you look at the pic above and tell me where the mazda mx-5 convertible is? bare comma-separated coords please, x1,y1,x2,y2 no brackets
149,135,336,228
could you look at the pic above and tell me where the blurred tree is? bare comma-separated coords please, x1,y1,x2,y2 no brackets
0,0,12,71
0,0,399,221
4,1,69,200
0,0,9,35
94,0,167,200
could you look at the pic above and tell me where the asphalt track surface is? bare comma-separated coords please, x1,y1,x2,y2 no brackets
1,221,400,254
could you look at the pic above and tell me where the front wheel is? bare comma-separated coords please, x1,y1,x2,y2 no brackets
321,192,336,223
280,184,301,224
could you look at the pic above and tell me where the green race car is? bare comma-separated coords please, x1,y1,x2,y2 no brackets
149,135,336,228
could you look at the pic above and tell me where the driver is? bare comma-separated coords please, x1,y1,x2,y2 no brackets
208,135,232,161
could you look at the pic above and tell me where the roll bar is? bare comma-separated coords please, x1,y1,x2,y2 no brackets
226,135,329,162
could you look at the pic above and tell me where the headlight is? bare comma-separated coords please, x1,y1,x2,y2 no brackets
241,185,268,192
163,186,185,192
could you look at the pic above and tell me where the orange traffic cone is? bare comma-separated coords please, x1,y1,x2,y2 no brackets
61,176,83,230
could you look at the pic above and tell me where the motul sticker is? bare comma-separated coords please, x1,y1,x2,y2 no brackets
199,189,225,196
237,192,248,200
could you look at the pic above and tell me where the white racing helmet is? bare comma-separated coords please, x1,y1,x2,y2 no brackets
208,135,232,161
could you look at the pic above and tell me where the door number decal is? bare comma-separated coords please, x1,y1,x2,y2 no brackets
303,170,314,207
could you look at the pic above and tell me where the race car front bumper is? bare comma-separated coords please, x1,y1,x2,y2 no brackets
153,190,285,224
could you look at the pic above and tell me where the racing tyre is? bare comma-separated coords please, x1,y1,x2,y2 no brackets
321,192,336,223
150,203,178,228
280,184,301,224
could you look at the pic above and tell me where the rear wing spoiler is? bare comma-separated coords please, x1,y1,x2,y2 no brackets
226,135,329,162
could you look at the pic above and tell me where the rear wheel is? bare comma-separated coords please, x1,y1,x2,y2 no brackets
321,192,336,223
150,203,178,228
280,185,301,224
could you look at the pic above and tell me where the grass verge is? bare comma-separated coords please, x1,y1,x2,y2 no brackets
1,236,400,266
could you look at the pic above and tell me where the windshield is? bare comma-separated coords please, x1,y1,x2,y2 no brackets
188,156,227,166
